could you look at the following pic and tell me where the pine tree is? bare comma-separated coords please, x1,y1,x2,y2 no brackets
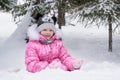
69,0,120,52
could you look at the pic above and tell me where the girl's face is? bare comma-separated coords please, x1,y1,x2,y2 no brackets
40,28,54,39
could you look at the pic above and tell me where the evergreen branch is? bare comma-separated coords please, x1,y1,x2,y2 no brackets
0,0,13,9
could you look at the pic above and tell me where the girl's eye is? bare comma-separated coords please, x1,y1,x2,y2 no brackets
43,29,47,31
49,29,53,31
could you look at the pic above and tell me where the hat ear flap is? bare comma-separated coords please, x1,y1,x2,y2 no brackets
52,15,57,25
34,13,44,21
37,17,44,26
34,13,44,26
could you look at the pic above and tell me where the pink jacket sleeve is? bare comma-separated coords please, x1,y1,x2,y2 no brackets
59,43,75,71
25,42,48,73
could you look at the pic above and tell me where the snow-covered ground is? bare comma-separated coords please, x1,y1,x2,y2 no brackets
0,12,120,80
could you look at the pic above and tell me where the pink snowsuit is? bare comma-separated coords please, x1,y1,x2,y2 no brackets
25,26,82,73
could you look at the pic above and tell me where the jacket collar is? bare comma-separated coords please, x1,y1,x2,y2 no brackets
38,34,57,45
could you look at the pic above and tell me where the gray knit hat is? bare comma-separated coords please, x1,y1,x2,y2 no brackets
36,16,56,32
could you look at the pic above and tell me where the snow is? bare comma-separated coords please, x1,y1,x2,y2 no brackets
17,0,25,5
0,12,17,38
0,12,120,80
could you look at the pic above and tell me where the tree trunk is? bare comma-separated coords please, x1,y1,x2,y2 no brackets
108,14,112,52
57,0,66,29
58,5,62,29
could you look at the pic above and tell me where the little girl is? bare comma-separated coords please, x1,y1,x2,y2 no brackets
25,16,83,73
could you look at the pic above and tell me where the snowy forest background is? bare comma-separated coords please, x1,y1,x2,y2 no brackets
0,0,120,80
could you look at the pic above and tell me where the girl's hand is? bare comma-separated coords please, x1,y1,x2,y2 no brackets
48,61,61,69
73,60,83,70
